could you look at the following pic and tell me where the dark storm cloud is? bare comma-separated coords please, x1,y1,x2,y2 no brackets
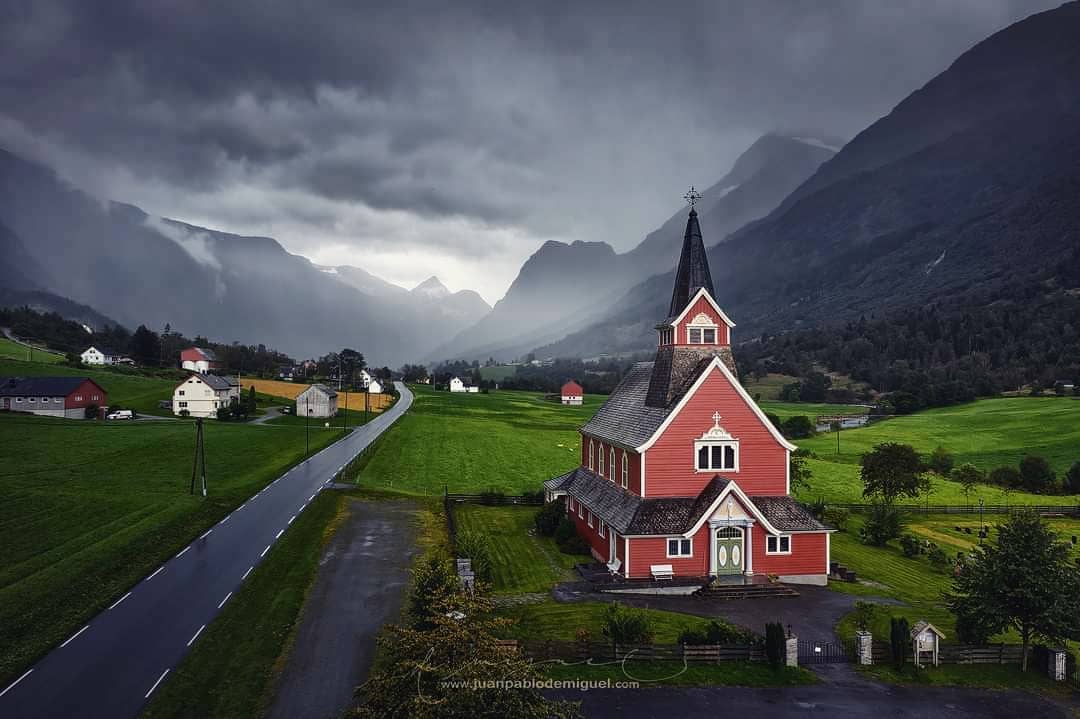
0,0,1062,299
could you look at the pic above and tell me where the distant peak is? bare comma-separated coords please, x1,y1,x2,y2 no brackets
412,275,450,297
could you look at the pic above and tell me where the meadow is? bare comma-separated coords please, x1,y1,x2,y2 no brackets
0,336,64,363
0,413,346,687
241,378,394,413
0,357,182,415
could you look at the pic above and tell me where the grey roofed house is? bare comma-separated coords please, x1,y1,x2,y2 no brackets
544,468,827,536
296,383,339,418
0,376,101,396
196,373,239,390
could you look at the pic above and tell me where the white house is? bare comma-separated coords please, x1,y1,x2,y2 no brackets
296,383,338,418
81,345,120,366
368,378,384,394
173,373,240,418
180,347,221,373
449,376,479,393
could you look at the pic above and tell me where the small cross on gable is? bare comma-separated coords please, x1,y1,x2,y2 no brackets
712,411,723,427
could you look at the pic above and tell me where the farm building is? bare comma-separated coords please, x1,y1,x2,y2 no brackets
181,347,221,373
173,373,240,418
80,345,121,366
544,206,832,586
449,377,479,393
0,376,108,418
560,380,584,405
296,383,338,418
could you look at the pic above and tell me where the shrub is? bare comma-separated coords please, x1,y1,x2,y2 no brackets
83,403,99,419
534,499,565,536
478,490,506,505
554,516,589,555
852,601,878,631
1019,455,1056,494
807,497,827,519
1065,462,1080,495
764,622,786,670
899,534,922,558
927,543,949,567
989,465,1022,489
889,617,909,669
521,489,545,504
408,555,458,630
927,446,954,476
677,619,752,646
859,502,904,546
601,603,653,653
823,507,850,531
454,530,493,584
781,415,815,439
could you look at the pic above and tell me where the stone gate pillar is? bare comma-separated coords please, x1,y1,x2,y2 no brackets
1048,648,1067,681
785,633,798,667
855,631,873,665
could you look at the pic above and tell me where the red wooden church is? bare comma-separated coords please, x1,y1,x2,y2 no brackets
544,202,831,585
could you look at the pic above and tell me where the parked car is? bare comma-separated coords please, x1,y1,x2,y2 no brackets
281,406,293,415
107,409,134,420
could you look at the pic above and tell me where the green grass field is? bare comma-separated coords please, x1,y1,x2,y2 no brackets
455,504,584,594
358,386,598,495
500,600,722,643
758,400,869,420
0,337,65,363
0,414,348,687
794,397,1080,505
0,358,182,416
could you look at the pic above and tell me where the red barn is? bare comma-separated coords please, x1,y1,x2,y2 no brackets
180,347,221,373
0,377,108,419
560,380,584,405
544,206,831,585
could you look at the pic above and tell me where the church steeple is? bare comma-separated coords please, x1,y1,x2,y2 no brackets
668,205,715,317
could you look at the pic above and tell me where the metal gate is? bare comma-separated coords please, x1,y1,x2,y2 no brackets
798,639,855,664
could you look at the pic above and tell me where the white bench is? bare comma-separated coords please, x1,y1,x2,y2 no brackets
650,564,674,581
607,557,622,575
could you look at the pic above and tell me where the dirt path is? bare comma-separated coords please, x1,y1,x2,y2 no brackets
267,498,419,719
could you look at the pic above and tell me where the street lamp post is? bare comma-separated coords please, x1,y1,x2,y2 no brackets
306,406,312,455
343,387,348,433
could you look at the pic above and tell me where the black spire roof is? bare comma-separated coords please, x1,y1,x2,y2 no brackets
667,209,715,317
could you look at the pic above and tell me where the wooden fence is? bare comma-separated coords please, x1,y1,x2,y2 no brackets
445,493,544,506
513,639,764,663
830,503,1080,517
871,641,1025,665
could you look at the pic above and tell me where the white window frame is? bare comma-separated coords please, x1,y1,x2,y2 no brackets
598,443,605,476
578,502,584,519
609,447,615,481
695,440,739,473
666,537,693,558
178,401,188,408
598,519,606,538
686,313,719,345
15,397,23,403
588,438,595,471
587,510,593,528
766,534,792,555
568,496,574,512
621,451,628,489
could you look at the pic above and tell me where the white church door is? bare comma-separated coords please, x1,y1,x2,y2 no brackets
715,526,744,575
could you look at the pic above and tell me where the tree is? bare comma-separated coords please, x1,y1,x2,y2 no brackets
352,591,576,719
988,465,1022,490
953,463,983,504
241,386,257,418
407,555,458,630
1064,462,1080,495
859,501,904,546
789,449,813,492
129,325,160,365
1018,455,1056,494
926,446,954,477
454,531,493,584
534,499,565,536
861,443,930,503
781,415,814,440
947,511,1080,670
889,617,909,669
601,602,653,658
764,621,786,670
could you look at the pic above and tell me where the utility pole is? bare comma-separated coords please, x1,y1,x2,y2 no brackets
365,388,370,424
189,418,207,496
306,407,312,455
342,388,348,433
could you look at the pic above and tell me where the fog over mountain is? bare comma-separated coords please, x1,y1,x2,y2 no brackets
0,0,1059,308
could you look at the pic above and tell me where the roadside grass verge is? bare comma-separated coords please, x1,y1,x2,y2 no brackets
0,414,345,688
543,660,814,687
455,504,581,594
142,491,345,719
859,663,1070,695
500,600,720,643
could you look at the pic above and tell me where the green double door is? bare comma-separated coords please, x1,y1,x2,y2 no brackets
715,528,744,575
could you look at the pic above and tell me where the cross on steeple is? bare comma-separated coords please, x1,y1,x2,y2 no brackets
684,186,702,210
712,411,723,427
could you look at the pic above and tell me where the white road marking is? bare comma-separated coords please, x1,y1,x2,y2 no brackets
242,566,253,580
287,515,296,525
219,515,229,525
324,478,331,485
308,493,316,502
239,501,248,510
176,546,190,559
145,669,169,698
147,566,165,581
109,592,132,610
200,529,212,539
261,544,271,557
186,624,206,647
301,503,307,511
275,529,284,539
60,625,90,648
217,592,232,609
0,669,33,698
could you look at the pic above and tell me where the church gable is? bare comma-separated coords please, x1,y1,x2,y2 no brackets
669,291,734,346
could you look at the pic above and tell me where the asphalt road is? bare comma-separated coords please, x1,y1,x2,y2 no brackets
0,382,413,719
267,498,419,719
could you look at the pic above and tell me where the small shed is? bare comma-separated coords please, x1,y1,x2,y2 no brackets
560,380,584,405
910,620,945,668
296,383,339,418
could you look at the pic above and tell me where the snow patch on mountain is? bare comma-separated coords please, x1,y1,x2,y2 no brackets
791,136,844,153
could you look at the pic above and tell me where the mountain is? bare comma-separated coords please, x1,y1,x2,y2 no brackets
537,1,1080,360
429,133,836,362
0,148,451,364
316,264,410,300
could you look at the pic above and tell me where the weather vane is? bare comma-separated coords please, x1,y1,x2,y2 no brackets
684,186,702,209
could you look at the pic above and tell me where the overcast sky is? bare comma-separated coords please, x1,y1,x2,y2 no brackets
0,1,1059,303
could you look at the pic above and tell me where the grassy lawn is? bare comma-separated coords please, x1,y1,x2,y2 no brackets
0,414,348,688
758,400,869,420
142,491,345,719
860,663,1070,694
0,357,182,416
0,336,64,363
454,504,583,594
795,397,1080,506
500,601,720,643
357,385,598,495
544,660,814,687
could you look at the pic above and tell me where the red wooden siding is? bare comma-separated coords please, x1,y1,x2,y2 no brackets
64,379,108,409
751,525,829,577
625,524,712,578
675,295,730,346
578,433,642,495
568,499,610,561
643,368,787,497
